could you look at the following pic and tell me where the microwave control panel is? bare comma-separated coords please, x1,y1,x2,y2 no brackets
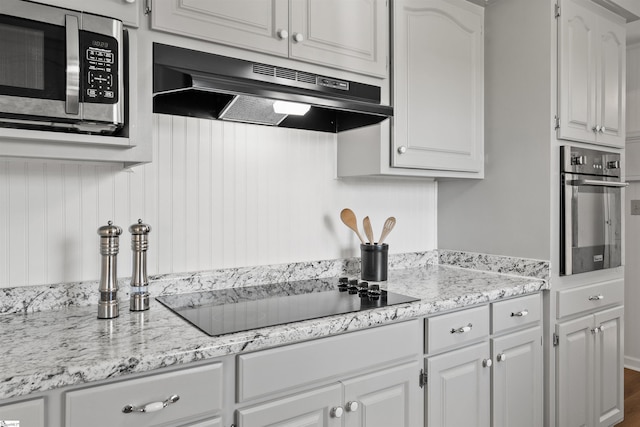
80,31,119,104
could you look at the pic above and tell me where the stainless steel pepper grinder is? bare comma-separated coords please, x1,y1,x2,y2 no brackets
97,221,123,319
129,219,151,311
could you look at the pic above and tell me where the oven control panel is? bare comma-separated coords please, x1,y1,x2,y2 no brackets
561,146,621,177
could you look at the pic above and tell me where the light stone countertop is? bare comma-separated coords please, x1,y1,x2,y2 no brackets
0,264,547,401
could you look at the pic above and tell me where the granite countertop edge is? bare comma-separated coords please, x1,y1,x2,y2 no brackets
0,265,548,401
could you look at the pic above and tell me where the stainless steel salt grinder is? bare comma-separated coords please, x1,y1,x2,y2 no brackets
97,221,123,319
129,219,151,311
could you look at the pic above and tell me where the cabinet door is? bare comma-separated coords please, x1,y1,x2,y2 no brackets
426,341,490,427
289,0,388,77
151,0,289,57
594,306,624,427
594,14,625,148
392,0,483,173
556,314,595,427
558,0,598,144
236,384,342,427
491,327,542,427
342,361,421,427
0,399,45,427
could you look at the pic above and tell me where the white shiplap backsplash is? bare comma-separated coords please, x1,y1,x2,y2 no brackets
0,114,437,288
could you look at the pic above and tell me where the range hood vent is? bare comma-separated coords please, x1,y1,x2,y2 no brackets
152,43,392,133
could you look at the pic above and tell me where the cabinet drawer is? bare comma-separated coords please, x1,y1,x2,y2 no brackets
425,305,489,354
65,363,223,427
0,399,45,427
491,294,541,334
237,320,420,402
557,279,624,319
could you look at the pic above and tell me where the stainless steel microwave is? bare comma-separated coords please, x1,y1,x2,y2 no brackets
0,0,124,134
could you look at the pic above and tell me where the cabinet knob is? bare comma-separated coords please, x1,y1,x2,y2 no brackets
397,145,407,154
483,358,492,368
346,401,359,412
331,406,344,418
293,32,304,42
497,353,507,362
600,126,606,133
592,125,601,133
591,326,602,334
277,29,289,40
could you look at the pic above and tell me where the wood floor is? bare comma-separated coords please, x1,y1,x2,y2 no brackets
620,369,640,426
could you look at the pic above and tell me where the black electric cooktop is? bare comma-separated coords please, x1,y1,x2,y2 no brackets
156,278,419,337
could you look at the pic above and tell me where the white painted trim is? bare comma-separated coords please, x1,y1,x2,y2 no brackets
624,356,640,372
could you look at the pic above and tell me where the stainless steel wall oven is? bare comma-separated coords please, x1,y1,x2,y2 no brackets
560,146,627,275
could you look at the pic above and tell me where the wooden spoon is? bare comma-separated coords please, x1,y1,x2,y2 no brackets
377,217,396,244
340,208,366,244
363,216,375,244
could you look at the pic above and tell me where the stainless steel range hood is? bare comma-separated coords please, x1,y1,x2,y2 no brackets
153,43,392,133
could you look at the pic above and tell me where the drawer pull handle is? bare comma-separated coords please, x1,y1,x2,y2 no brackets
451,323,472,334
589,294,604,301
511,309,529,317
123,394,180,414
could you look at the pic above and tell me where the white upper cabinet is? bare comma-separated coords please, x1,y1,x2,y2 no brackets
289,0,388,78
558,0,626,148
337,0,484,178
392,0,484,172
150,0,388,78
152,0,289,57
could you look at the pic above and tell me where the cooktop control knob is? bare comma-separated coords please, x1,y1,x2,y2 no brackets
607,160,621,169
368,284,381,299
358,281,369,295
348,279,359,294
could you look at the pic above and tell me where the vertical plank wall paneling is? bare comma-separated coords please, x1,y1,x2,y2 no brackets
0,114,437,287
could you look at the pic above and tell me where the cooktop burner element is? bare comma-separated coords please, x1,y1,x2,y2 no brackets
156,278,419,337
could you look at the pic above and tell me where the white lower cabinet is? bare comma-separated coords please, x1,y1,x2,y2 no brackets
237,384,342,427
426,341,491,427
424,294,543,427
235,320,423,427
237,361,419,427
491,327,543,427
0,398,45,427
556,305,624,427
64,363,224,427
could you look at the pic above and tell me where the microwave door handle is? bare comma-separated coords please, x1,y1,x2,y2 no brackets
65,15,80,115
571,179,629,188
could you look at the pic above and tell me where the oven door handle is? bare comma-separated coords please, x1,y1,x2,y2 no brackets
65,14,80,116
569,179,629,188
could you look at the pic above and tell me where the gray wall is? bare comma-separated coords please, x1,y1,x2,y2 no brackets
438,0,553,261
